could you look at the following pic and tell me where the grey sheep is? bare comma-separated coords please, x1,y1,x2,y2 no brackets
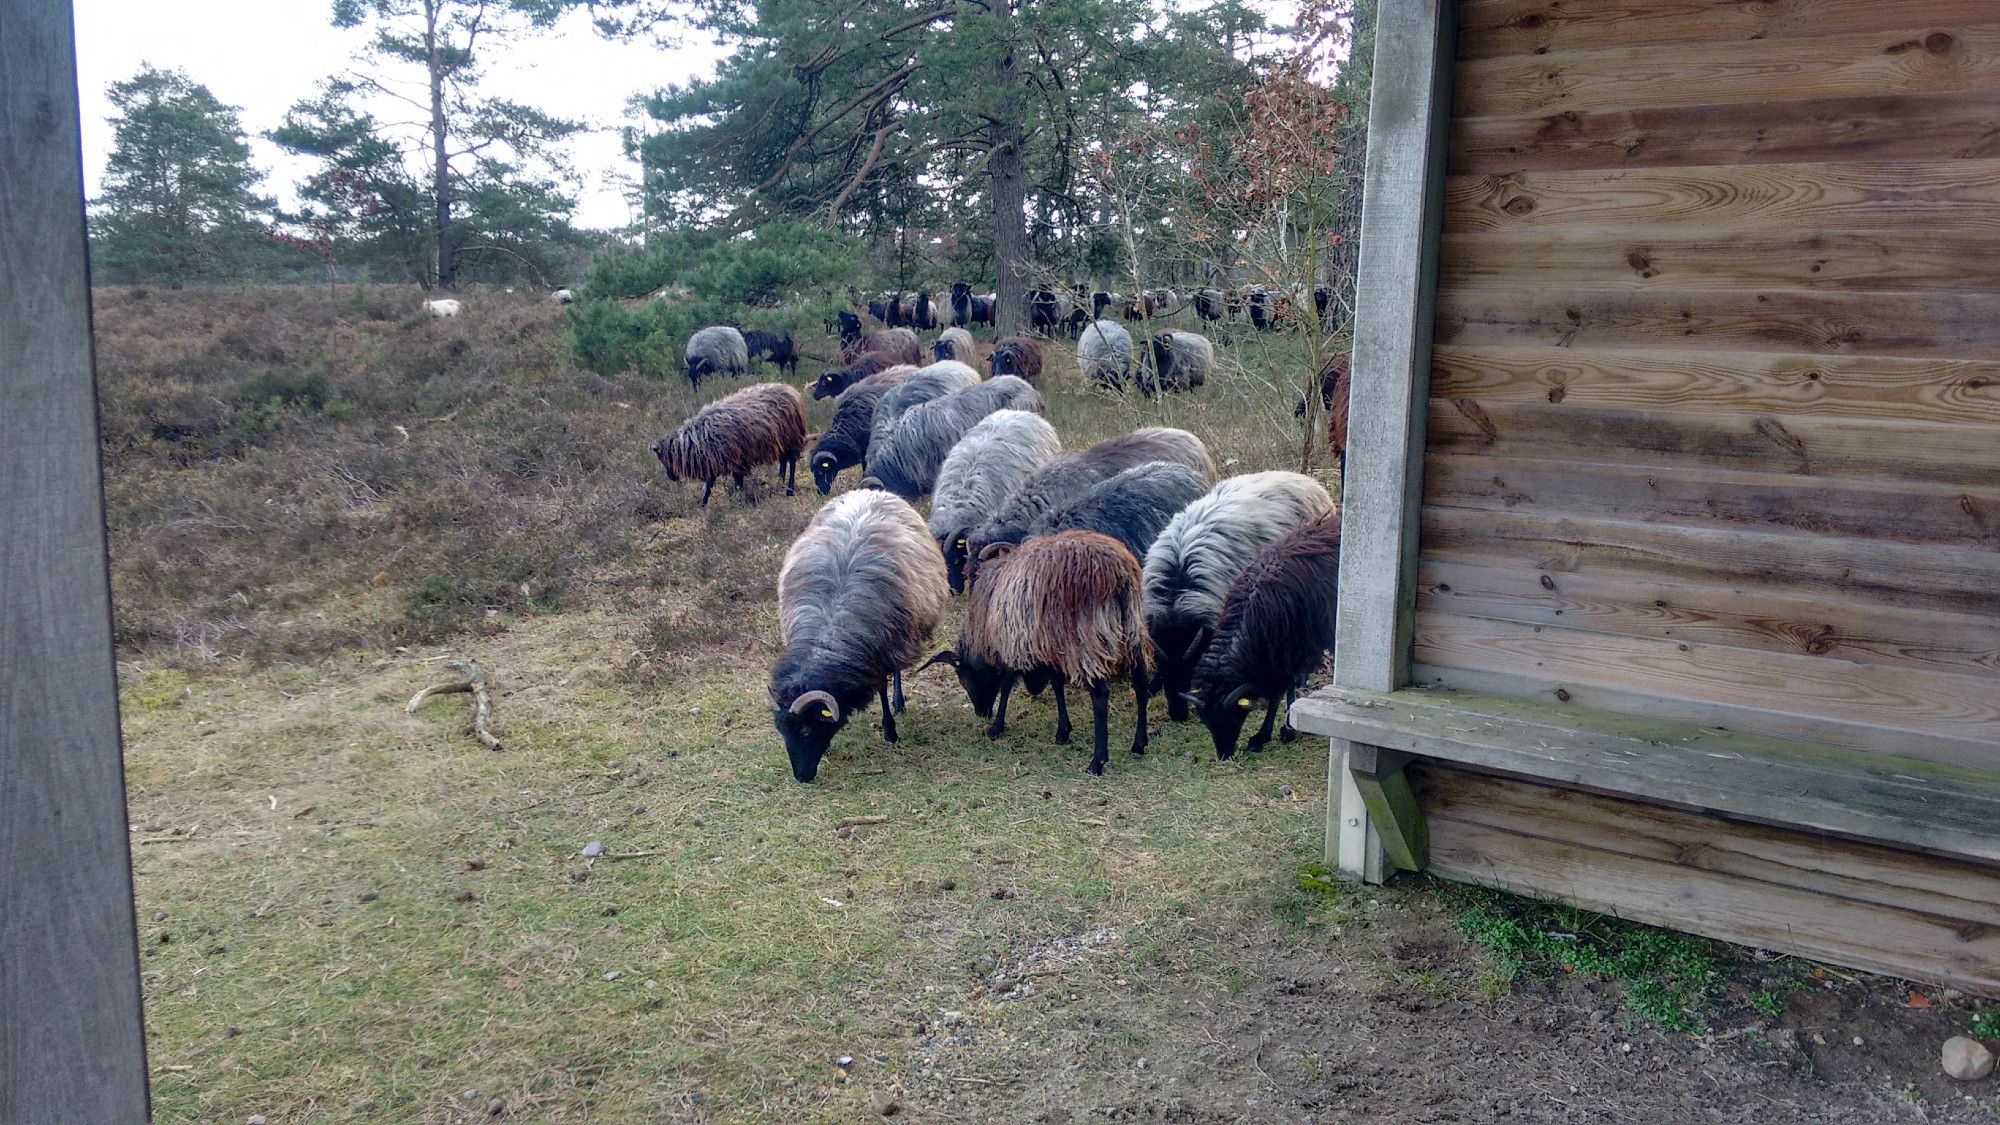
1033,460,1209,566
684,325,749,388
866,375,1044,499
1143,470,1336,720
932,327,976,364
1140,330,1213,394
929,410,1063,592
771,490,950,782
868,360,982,450
1077,320,1134,390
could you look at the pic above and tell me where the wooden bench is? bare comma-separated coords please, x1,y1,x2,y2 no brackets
1291,685,2000,994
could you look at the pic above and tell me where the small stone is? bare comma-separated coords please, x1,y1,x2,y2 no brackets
938,879,956,891
1136,1058,1149,1070
1278,785,1293,798
1945,988,1965,1001
454,891,477,902
486,1096,506,1116
1944,1036,1995,1081
836,1054,855,1068
603,971,622,981
226,1026,242,1038
462,1089,480,1101
465,858,485,871
357,891,378,903
246,1117,267,1125
152,909,168,922
689,706,701,715
581,840,604,858
1852,1036,1864,1046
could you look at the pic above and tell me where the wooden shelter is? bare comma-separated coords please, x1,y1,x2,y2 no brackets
1295,0,2000,994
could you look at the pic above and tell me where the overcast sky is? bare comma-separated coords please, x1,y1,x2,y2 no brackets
73,0,726,230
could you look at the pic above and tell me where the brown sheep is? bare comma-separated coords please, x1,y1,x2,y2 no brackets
989,335,1043,382
842,327,922,367
652,382,807,506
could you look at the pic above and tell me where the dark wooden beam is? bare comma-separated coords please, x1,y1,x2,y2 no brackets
0,0,152,1118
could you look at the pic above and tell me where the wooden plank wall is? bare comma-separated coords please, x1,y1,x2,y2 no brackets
1416,0,2000,764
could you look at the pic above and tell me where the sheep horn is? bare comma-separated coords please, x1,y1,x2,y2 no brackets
918,650,959,671
1227,684,1256,711
1181,626,1215,663
976,542,1014,563
789,690,840,721
859,476,886,491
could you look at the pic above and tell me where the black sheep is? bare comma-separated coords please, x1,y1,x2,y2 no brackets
742,328,799,377
808,372,908,494
1188,514,1341,759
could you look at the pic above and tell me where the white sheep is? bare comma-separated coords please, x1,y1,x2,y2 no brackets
424,298,462,318
550,289,573,305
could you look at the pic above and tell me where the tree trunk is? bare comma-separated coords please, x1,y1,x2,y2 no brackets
426,0,454,290
989,0,1029,335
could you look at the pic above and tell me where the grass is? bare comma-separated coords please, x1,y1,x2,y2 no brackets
1447,886,1727,1034
1972,1009,2000,1041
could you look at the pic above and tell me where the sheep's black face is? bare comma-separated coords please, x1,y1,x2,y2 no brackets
773,707,843,783
811,453,841,495
1195,690,1256,761
955,655,1007,718
652,439,679,481
812,371,844,400
1151,619,1209,721
940,532,969,594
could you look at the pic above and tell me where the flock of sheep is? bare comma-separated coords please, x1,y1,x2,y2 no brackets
647,302,1348,783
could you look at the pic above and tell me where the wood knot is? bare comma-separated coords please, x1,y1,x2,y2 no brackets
1515,12,1546,29
1547,384,1567,404
1502,195,1536,216
1926,31,1955,54
1625,248,1653,274
1539,574,1557,591
1554,688,1571,702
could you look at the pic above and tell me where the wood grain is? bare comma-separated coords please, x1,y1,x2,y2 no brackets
1421,507,2000,619
1435,287,2000,359
1440,228,2000,292
1416,556,2000,679
1291,684,2000,863
0,0,152,1118
1451,88,2000,174
1458,0,2000,61
1457,24,2000,117
1414,613,2000,763
1426,398,2000,485
1430,345,2000,426
1419,769,2000,995
1424,452,2000,546
1444,160,2000,236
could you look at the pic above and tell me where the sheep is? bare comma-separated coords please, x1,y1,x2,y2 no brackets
1189,514,1341,760
868,360,982,451
1063,284,1093,337
651,382,808,506
1077,320,1135,390
1124,288,1183,320
1193,287,1225,323
866,375,1044,499
1246,287,1274,330
1143,470,1336,720
1139,331,1213,394
930,531,1152,775
911,291,940,331
684,325,750,389
835,309,863,351
549,288,574,305
932,326,976,364
812,351,896,401
949,281,996,328
424,298,462,318
962,427,1214,590
929,410,1063,592
1294,351,1352,478
742,328,799,377
989,335,1043,382
843,326,922,366
1029,288,1063,334
808,366,916,494
771,490,950,782
1032,461,1209,567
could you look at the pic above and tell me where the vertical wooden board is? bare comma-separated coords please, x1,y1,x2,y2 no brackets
1456,24,2000,117
1457,0,2000,61
1450,88,2000,174
1332,0,1456,694
0,1,151,1120
1417,769,2000,995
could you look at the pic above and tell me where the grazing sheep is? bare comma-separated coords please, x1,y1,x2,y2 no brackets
843,326,922,366
813,351,896,401
930,410,1063,592
549,288,574,305
424,298,462,318
684,325,750,389
1077,320,1135,390
1033,461,1209,567
1190,514,1341,760
742,328,799,377
988,335,1043,382
1140,331,1213,394
652,382,808,506
933,327,976,364
866,375,1044,499
868,360,982,450
772,490,950,782
963,427,1214,590
949,281,996,328
1143,470,1336,720
935,531,1152,775
808,367,915,494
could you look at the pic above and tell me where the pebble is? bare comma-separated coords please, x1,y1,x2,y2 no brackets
465,858,485,871
152,909,168,922
356,891,378,903
462,1088,480,1101
246,1117,266,1125
1136,1058,1149,1069
1944,1036,1995,1081
581,840,604,859
486,1096,506,1116
836,1054,855,1068
454,891,477,902
1278,785,1293,798
603,971,622,981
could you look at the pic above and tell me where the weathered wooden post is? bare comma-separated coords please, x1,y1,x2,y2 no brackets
1,0,153,1118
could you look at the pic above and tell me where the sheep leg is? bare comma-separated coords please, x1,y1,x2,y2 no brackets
700,479,715,507
783,457,797,496
1129,661,1149,757
891,671,906,714
880,681,898,742
1279,686,1299,743
1086,681,1110,776
1052,676,1072,745
986,671,1018,740
1245,697,1280,754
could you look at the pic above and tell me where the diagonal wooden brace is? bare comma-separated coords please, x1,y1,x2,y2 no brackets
1349,743,1429,875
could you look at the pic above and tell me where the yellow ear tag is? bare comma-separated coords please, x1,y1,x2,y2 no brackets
820,707,834,719
956,538,966,548
1238,697,1253,709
